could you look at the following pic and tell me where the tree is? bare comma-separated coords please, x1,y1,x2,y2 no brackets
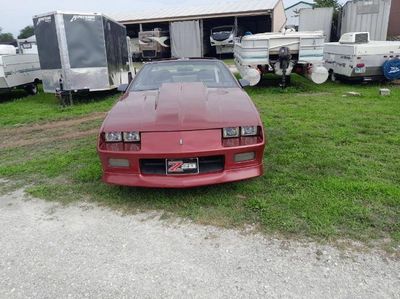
0,26,15,43
314,0,342,42
314,0,341,10
18,26,34,39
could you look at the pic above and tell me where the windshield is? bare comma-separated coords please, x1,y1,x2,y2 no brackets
212,26,234,33
130,60,238,91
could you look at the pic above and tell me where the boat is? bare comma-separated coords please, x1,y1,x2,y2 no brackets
234,29,329,86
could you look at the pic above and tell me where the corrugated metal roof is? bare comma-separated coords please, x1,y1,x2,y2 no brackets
113,0,279,24
341,0,392,41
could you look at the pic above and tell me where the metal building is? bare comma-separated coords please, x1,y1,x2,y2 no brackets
113,0,286,58
299,7,334,41
285,1,314,28
340,0,393,41
388,0,400,38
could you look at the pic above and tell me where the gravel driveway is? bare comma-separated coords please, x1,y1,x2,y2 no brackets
0,189,399,298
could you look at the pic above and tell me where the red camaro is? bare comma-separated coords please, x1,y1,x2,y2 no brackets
97,59,265,188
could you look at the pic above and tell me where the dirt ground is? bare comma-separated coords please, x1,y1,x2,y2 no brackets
0,112,105,149
0,186,399,298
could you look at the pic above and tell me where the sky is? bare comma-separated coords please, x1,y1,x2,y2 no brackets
0,0,348,37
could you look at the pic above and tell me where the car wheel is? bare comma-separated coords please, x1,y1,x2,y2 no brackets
25,83,38,95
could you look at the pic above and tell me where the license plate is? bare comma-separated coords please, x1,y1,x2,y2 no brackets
355,67,366,74
166,158,199,175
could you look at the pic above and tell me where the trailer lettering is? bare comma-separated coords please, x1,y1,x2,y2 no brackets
70,15,96,22
37,16,52,24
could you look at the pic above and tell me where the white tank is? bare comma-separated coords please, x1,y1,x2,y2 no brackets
0,45,17,55
305,65,329,84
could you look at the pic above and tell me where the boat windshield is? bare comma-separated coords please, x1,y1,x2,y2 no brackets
212,26,234,33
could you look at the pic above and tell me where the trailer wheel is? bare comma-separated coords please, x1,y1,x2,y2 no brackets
329,71,336,82
25,83,38,95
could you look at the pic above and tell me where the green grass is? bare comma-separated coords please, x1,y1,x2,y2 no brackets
0,87,118,127
222,58,235,65
0,76,399,249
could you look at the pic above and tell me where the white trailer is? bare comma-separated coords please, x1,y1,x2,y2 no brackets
0,45,41,94
324,32,400,81
33,11,132,94
17,35,38,54
234,29,329,86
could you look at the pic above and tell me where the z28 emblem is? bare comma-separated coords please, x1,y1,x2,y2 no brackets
166,159,199,174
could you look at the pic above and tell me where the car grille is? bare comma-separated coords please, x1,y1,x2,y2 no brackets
140,156,224,175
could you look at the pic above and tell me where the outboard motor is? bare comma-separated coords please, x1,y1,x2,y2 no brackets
278,46,291,89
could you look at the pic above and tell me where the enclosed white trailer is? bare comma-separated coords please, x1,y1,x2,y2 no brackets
0,45,41,94
234,30,329,86
33,11,132,94
324,32,400,81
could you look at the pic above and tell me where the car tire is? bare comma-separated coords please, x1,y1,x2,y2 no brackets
25,83,38,95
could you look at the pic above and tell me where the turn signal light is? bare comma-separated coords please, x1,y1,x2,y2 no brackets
234,152,255,162
108,158,130,167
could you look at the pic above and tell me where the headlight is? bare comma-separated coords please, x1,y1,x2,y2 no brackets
223,127,240,138
241,126,258,136
105,132,122,142
123,131,140,142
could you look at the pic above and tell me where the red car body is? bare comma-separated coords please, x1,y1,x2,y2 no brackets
97,59,265,188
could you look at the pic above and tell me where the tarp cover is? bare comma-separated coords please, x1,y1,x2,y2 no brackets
170,20,202,58
383,58,400,80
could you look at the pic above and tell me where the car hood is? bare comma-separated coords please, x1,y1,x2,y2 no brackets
102,82,261,132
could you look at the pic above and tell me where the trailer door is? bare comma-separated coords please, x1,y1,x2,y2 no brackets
170,20,203,58
33,15,62,70
63,14,107,69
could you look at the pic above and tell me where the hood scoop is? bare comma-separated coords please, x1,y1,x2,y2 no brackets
155,82,208,125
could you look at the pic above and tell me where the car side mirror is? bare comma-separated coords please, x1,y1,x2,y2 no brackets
117,84,128,92
239,79,250,88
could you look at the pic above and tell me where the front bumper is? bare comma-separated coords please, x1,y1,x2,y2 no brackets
103,164,263,188
97,129,265,188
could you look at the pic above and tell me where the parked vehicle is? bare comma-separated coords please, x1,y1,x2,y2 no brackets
210,25,243,54
234,29,329,87
129,37,141,61
33,11,132,101
17,35,38,54
0,45,41,95
139,28,170,59
97,58,265,188
324,32,400,81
